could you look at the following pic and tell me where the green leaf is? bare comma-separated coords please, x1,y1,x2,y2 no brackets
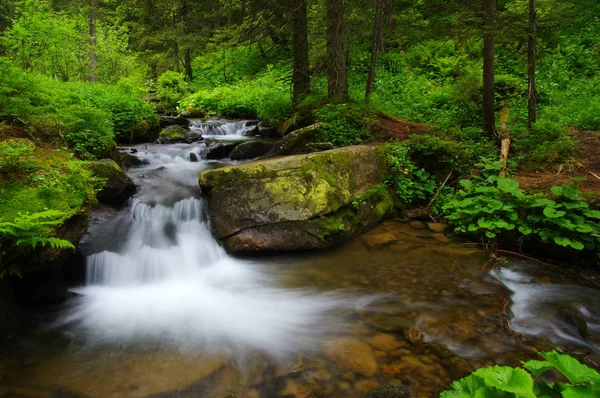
561,384,600,398
522,360,553,377
449,374,487,396
473,366,536,398
497,178,520,193
584,210,600,219
539,350,600,384
544,207,567,219
533,198,557,208
550,186,564,196
553,236,573,247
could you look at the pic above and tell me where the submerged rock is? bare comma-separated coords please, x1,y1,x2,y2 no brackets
87,159,136,204
199,145,394,252
324,337,378,377
362,384,408,398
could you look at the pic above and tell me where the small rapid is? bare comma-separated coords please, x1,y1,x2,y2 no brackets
61,127,346,356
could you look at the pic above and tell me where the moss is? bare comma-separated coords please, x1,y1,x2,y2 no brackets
159,125,187,139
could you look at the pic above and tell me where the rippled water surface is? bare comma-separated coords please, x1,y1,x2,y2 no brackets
1,123,599,398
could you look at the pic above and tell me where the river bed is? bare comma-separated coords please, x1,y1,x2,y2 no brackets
1,121,599,398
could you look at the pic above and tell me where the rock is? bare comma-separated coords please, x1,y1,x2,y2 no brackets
257,123,277,138
199,145,394,252
159,115,190,127
360,312,412,333
204,142,242,160
355,380,380,393
406,209,429,220
156,125,188,143
428,223,449,233
120,152,147,169
117,117,160,144
229,141,275,160
246,120,259,127
409,221,427,230
189,152,199,162
369,334,404,352
180,108,206,118
407,327,422,344
296,142,335,154
362,384,408,398
243,125,260,137
87,159,136,204
262,123,324,158
361,232,400,249
0,280,27,343
324,337,378,377
557,308,588,338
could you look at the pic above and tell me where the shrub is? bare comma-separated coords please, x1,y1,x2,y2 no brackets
313,103,374,147
156,71,187,115
0,138,34,173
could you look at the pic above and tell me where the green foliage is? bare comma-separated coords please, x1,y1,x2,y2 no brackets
0,60,155,157
156,71,187,115
313,102,374,147
442,351,600,397
0,138,33,172
182,64,292,126
442,161,600,252
385,143,438,206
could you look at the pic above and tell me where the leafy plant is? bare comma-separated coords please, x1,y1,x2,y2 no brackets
313,102,374,147
441,350,600,397
385,143,438,206
156,71,187,115
0,138,34,173
442,161,600,252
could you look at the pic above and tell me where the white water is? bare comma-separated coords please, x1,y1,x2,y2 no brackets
189,118,255,138
494,266,600,353
61,128,346,356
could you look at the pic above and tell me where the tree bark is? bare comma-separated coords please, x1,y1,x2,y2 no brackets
292,0,310,104
184,47,193,81
482,0,496,136
89,0,96,82
365,0,384,103
528,0,537,129
326,0,348,100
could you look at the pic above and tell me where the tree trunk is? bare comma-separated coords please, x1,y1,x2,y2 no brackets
184,47,193,81
482,0,496,136
326,0,348,100
365,0,384,103
292,0,310,104
89,0,96,82
528,0,537,129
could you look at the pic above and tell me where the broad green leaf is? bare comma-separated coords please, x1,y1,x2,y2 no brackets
522,360,553,377
584,210,600,219
553,236,573,247
561,185,582,200
473,366,536,397
533,198,557,208
550,186,564,196
497,178,520,193
544,207,567,219
561,384,600,398
562,201,589,210
450,374,487,396
459,179,473,190
540,350,600,384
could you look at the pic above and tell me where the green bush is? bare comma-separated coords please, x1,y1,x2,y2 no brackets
442,161,600,252
181,64,292,126
156,71,187,115
313,102,374,147
442,350,600,397
385,143,438,206
0,138,34,173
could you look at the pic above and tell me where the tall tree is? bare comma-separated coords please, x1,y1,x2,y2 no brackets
89,0,97,82
527,0,537,129
326,0,348,100
292,0,310,104
365,0,385,103
482,0,496,136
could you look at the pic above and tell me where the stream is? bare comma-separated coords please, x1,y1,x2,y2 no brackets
1,120,599,398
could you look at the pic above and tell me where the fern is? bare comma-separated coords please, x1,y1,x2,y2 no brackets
0,210,75,277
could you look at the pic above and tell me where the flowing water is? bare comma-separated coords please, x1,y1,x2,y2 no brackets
1,121,599,398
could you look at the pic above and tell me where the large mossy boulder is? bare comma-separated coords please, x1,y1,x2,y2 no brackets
199,145,395,253
262,123,323,158
87,159,136,204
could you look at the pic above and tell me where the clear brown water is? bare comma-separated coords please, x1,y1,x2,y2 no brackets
1,132,599,398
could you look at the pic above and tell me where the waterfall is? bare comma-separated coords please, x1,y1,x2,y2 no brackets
61,122,345,356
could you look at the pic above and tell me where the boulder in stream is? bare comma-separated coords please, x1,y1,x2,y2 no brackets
87,159,136,204
262,123,323,158
159,115,190,127
229,140,274,160
199,145,395,252
204,141,242,160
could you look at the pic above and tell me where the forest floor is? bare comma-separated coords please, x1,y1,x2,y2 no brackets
517,130,600,202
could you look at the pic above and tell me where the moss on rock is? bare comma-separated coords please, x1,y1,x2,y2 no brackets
199,145,394,252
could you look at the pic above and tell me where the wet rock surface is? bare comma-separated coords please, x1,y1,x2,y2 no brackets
86,159,136,204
